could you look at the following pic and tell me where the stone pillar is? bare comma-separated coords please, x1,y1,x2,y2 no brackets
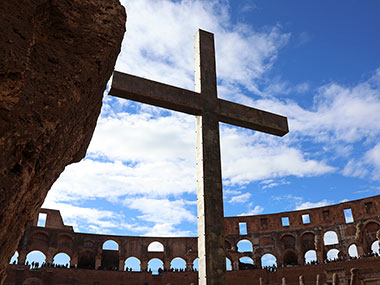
141,260,148,272
233,260,239,271
119,259,124,271
95,255,101,270
186,261,193,271
259,277,264,285
282,277,286,285
255,256,262,269
332,273,339,285
164,260,171,271
299,275,305,285
350,268,359,285
18,251,27,265
71,255,78,268
316,274,320,285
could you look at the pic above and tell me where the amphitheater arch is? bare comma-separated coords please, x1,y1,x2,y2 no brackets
301,232,315,252
147,241,164,252
280,234,296,249
237,239,253,253
77,250,95,269
53,252,71,267
124,256,141,271
148,258,164,274
348,244,359,258
283,250,298,266
304,250,317,263
57,233,74,252
170,257,186,271
26,250,46,268
323,230,339,245
261,253,277,267
327,249,339,260
102,239,119,251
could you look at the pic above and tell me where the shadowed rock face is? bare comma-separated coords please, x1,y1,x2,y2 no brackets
0,0,126,282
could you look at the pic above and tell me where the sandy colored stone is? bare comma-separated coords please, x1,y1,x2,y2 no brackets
0,0,125,282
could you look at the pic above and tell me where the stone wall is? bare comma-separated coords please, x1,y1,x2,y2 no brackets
5,195,380,284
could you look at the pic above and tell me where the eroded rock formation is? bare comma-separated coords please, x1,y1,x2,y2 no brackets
0,0,126,282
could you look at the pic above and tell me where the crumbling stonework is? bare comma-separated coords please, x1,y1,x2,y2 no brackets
0,0,126,283
5,195,380,284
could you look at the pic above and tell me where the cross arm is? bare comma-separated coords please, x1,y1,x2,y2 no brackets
109,71,202,115
217,99,289,136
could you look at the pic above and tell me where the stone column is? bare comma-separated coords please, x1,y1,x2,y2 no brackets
350,268,359,285
186,260,193,271
282,277,286,285
119,259,124,271
332,273,339,285
259,277,264,285
141,260,148,272
71,255,78,268
18,251,27,265
316,274,320,285
95,255,101,270
233,260,239,271
164,260,171,271
299,275,305,285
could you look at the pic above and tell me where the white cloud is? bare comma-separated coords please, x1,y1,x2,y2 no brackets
41,201,133,234
240,205,264,216
229,192,251,203
123,197,197,237
295,199,332,210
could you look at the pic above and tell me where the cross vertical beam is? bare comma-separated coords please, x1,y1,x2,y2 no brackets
195,30,225,284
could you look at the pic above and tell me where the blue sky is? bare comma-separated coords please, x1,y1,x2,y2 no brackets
42,0,380,237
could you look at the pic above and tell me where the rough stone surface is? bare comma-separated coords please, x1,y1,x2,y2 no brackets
5,195,380,284
0,0,126,283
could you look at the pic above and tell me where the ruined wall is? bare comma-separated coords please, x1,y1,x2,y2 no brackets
0,0,126,283
5,195,380,284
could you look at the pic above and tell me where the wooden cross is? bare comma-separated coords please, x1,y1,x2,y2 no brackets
109,29,288,284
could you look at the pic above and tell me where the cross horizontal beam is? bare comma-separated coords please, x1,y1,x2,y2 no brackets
110,71,288,136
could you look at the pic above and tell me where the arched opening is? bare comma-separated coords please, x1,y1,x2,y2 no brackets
304,250,317,264
261,253,277,267
237,239,253,253
283,251,298,266
239,257,254,270
371,240,379,255
147,241,164,252
78,251,95,269
102,240,119,251
281,234,296,249
348,244,359,258
148,258,164,275
53,252,71,267
9,251,18,264
226,257,232,271
26,250,46,268
327,249,339,261
124,257,141,272
324,231,339,245
170,257,186,271
193,258,199,271
301,232,315,252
